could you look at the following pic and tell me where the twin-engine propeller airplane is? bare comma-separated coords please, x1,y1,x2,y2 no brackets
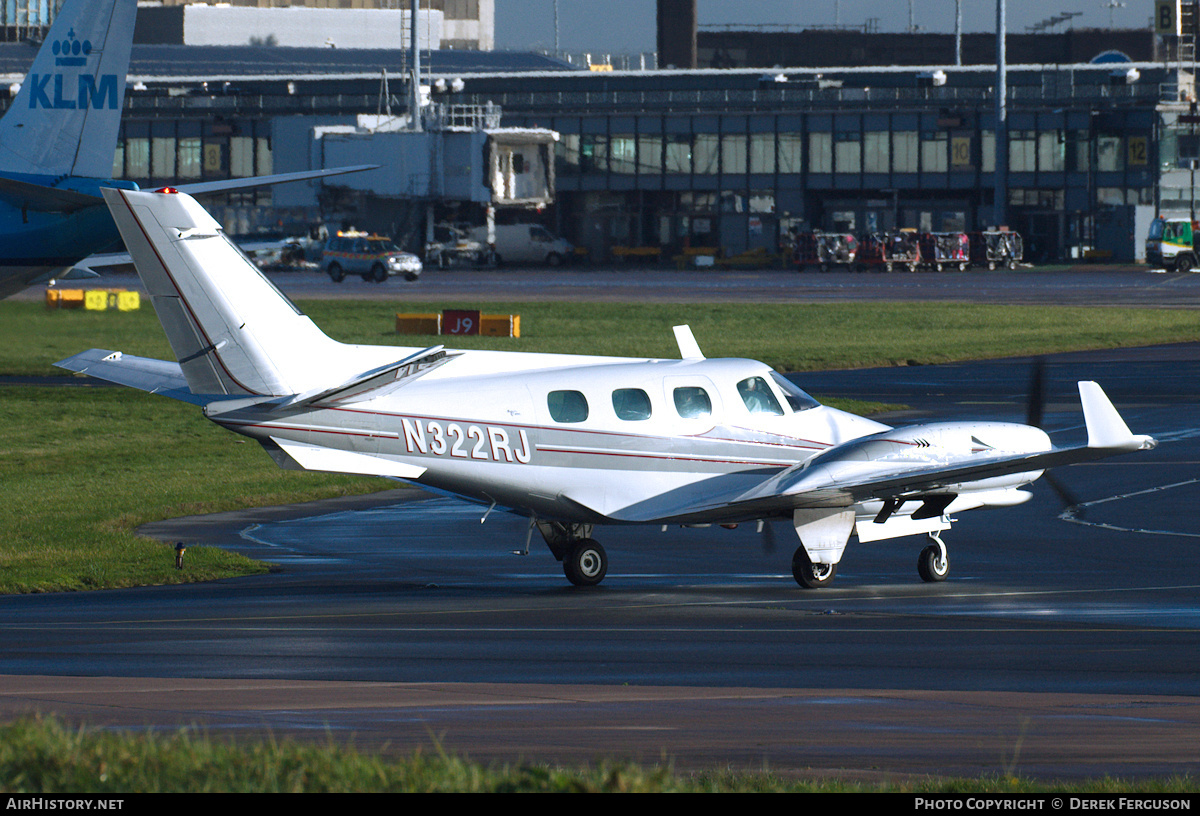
57,188,1159,588
0,0,371,299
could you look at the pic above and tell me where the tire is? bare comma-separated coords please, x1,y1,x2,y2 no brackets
917,544,949,583
791,546,837,589
327,262,344,283
546,252,563,267
563,539,607,587
370,263,388,283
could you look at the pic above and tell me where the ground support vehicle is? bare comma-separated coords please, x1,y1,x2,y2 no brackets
425,224,491,268
468,224,574,267
969,231,1023,270
881,231,920,272
810,232,857,271
852,233,888,271
1145,217,1198,272
322,232,422,283
918,232,970,271
791,232,818,270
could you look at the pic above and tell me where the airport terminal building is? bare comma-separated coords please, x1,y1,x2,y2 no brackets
0,18,1189,264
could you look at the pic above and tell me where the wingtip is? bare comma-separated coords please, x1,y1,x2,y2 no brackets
1079,381,1151,451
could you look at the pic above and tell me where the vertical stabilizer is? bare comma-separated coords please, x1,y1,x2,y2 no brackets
102,187,345,398
0,0,136,178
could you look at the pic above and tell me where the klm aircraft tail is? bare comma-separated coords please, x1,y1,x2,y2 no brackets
0,0,135,179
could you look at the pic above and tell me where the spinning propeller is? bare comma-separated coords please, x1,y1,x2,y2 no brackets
1026,358,1082,512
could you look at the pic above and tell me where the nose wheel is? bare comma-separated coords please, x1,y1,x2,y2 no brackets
918,532,949,583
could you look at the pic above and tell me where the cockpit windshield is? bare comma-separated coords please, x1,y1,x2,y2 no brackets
770,372,820,412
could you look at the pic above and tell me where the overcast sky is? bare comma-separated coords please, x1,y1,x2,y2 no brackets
494,1,1150,54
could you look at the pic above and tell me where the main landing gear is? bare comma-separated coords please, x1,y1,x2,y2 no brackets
790,530,951,589
917,531,950,583
537,520,608,587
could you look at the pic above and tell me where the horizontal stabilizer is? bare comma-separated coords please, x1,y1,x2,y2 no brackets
54,349,210,405
278,346,459,410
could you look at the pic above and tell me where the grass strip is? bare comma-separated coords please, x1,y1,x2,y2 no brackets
0,715,1195,793
0,387,390,593
6,300,1200,376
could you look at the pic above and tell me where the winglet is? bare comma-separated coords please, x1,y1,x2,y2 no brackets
673,325,705,360
1079,381,1157,451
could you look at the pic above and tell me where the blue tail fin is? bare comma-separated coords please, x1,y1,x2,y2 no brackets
0,0,136,179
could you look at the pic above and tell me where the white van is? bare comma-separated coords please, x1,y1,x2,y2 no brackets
470,224,574,266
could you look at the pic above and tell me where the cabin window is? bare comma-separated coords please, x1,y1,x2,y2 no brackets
548,390,589,423
737,376,784,416
612,388,652,421
673,386,712,419
770,372,820,412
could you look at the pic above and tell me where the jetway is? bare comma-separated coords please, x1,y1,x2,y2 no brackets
311,104,556,208
283,101,557,258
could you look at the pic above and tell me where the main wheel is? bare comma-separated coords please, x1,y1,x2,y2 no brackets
563,539,607,587
917,544,949,583
791,546,837,589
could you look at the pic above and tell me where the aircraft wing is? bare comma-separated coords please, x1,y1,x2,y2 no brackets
611,382,1157,524
175,165,379,196
0,176,103,213
0,165,378,214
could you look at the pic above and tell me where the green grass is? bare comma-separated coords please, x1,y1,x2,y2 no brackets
0,386,390,593
7,299,1200,376
0,716,1194,793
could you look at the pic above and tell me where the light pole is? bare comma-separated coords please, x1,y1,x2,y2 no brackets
955,0,962,66
994,0,1007,227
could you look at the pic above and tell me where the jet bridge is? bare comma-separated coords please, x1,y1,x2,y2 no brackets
283,102,558,257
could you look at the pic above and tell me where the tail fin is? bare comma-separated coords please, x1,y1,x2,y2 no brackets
102,187,346,398
0,0,136,178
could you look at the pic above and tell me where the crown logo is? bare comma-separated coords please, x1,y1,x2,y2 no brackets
52,27,93,63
